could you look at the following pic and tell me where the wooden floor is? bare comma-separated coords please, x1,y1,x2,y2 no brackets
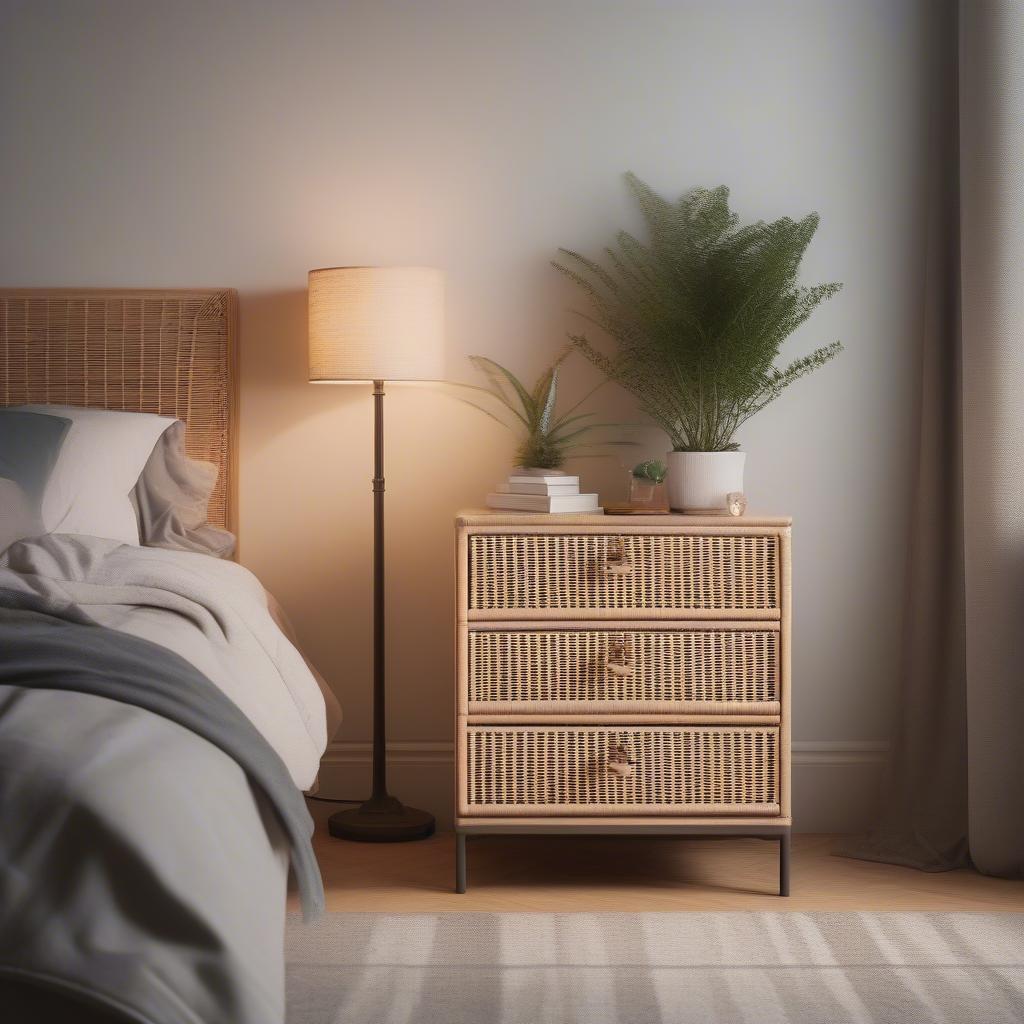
303,803,1024,913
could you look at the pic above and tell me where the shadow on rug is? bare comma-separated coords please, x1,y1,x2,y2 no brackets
286,912,1024,1023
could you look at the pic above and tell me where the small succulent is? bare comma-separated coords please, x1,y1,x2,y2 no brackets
632,459,667,484
460,350,618,470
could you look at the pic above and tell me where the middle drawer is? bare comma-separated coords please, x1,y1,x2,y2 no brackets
462,624,780,715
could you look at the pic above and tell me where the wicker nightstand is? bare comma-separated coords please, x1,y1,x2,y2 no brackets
454,511,792,895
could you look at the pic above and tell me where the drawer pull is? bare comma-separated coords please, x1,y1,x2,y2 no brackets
607,739,635,778
602,537,632,575
604,661,635,678
604,640,635,678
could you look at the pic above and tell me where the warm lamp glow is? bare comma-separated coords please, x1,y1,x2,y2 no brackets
308,266,444,382
305,264,442,841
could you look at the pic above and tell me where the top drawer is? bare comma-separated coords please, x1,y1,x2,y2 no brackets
467,532,780,616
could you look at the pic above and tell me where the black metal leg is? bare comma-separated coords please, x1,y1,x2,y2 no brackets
779,831,790,897
456,832,467,893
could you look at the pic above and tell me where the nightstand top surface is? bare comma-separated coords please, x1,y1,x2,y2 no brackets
457,509,792,528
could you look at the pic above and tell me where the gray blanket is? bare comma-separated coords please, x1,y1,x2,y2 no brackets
0,590,324,1024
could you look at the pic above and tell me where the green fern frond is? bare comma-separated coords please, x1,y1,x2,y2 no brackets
553,175,843,451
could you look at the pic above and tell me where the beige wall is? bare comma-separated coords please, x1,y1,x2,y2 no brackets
1,0,932,828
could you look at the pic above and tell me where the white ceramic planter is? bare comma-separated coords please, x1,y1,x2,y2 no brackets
666,451,745,512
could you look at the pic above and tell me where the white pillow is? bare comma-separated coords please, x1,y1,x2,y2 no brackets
16,405,177,545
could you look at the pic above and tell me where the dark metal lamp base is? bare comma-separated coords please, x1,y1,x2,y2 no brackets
328,796,436,843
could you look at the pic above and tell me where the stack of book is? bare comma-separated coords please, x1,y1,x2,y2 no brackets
485,471,602,514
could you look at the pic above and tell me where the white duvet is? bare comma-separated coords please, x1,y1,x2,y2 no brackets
0,534,328,789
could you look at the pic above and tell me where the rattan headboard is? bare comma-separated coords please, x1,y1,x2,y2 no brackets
0,288,238,532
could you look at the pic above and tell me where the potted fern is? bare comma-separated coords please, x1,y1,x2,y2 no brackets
554,174,842,511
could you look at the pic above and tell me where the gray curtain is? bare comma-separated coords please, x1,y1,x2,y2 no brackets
843,0,1024,878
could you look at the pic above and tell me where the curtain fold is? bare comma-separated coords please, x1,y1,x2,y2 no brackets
959,0,1024,878
843,0,1024,878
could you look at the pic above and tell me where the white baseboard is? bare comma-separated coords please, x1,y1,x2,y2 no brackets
791,740,888,833
317,739,889,834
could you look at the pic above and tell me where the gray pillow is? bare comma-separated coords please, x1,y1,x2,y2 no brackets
0,409,71,553
0,408,72,499
131,421,236,558
0,480,41,554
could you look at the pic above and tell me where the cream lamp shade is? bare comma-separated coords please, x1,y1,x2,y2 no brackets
308,266,445,382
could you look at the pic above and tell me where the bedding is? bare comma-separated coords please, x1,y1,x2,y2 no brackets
0,534,326,786
131,420,236,558
0,535,329,1024
266,588,343,745
0,404,237,557
8,405,176,545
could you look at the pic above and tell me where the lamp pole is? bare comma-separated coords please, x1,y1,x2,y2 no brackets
371,379,387,802
327,380,436,842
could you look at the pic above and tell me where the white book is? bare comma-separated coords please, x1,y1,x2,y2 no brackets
496,481,580,495
485,492,601,514
507,473,580,487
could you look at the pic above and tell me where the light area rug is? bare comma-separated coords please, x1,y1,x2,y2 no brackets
286,912,1024,1024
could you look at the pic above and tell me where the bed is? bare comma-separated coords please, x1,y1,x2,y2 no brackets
0,289,333,1024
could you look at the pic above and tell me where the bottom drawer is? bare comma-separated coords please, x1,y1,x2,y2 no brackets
461,725,779,817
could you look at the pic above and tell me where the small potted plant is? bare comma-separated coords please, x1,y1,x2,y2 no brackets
630,459,668,511
460,349,618,472
554,174,842,511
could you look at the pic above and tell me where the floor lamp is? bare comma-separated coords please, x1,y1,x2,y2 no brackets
308,266,442,842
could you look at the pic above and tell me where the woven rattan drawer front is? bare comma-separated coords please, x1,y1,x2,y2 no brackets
467,533,778,614
466,627,779,714
462,725,779,816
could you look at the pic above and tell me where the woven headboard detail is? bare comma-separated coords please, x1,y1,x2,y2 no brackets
0,289,238,531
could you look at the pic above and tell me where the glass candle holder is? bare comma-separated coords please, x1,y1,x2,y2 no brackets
726,491,747,517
